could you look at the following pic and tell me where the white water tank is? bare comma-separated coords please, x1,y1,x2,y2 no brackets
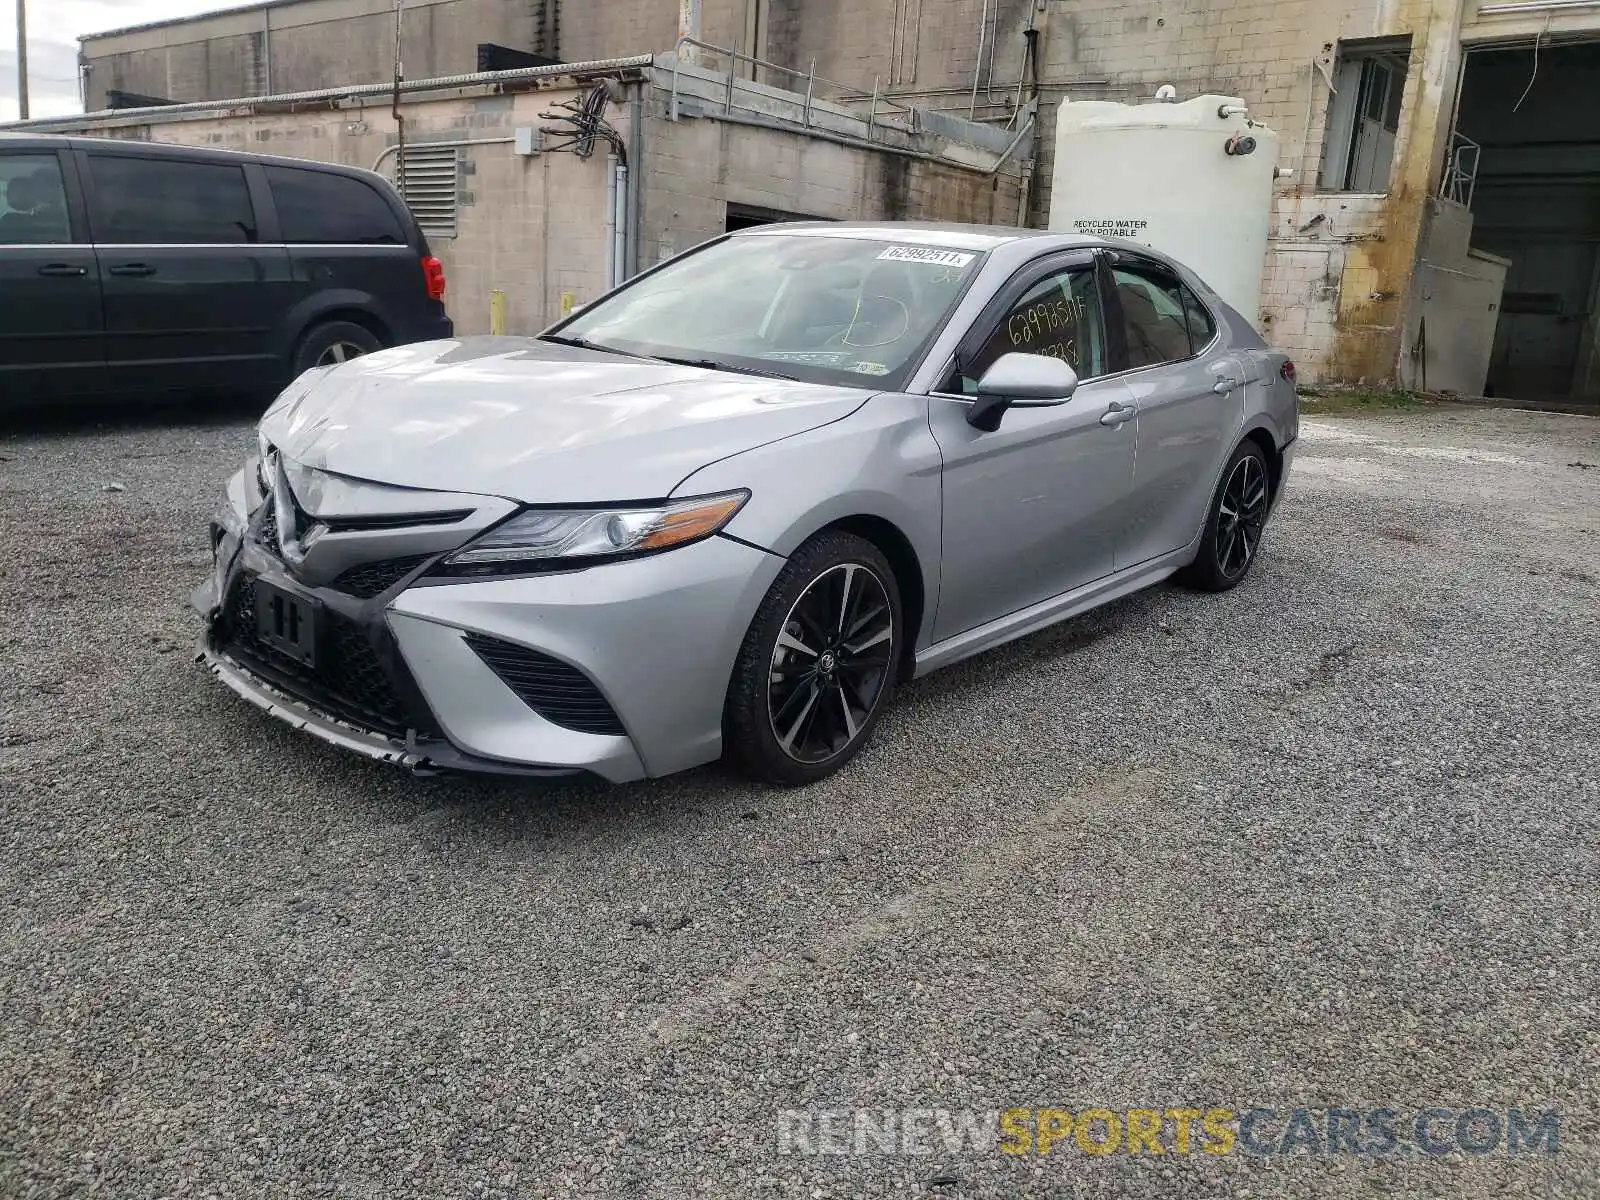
1047,91,1280,324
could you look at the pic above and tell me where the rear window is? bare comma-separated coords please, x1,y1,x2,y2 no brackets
266,166,407,245
0,154,73,244
86,154,257,244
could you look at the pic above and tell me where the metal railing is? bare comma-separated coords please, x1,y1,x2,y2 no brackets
667,36,918,136
1441,130,1482,209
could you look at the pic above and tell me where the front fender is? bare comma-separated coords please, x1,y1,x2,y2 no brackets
671,393,945,652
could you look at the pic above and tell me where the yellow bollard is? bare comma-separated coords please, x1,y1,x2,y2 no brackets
489,289,507,336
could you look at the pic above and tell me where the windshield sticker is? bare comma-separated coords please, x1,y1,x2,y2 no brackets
877,245,976,268
852,362,891,376
766,350,858,365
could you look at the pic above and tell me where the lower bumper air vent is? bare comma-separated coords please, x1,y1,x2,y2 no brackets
464,633,627,737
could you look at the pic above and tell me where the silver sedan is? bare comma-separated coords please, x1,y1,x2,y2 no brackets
193,222,1299,785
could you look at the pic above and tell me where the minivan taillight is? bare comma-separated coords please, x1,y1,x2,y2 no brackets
1280,359,1297,386
421,256,446,302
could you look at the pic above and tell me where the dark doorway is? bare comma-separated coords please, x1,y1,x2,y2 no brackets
725,203,830,232
1455,40,1600,401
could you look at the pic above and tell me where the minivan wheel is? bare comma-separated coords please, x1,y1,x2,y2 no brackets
293,321,382,374
724,532,902,786
1182,439,1271,592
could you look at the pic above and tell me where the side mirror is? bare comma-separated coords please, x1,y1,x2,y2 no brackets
966,352,1079,432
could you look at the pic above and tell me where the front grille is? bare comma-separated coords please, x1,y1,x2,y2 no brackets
331,555,430,599
465,633,626,737
222,575,408,737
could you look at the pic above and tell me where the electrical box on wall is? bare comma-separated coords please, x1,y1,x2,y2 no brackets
514,127,542,156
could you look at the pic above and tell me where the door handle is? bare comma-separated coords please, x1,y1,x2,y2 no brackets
1100,402,1136,427
38,263,89,278
1213,376,1242,394
108,263,157,277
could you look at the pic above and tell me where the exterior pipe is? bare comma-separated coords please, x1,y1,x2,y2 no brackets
987,116,1034,175
969,0,989,119
0,55,655,131
703,108,1031,177
626,85,643,279
1478,0,1600,11
613,161,628,290
605,153,619,289
371,135,513,175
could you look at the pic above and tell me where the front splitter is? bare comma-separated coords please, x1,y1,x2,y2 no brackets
198,645,589,780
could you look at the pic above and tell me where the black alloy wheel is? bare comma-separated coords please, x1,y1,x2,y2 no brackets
767,561,895,765
725,532,903,785
1182,439,1271,592
1216,451,1269,580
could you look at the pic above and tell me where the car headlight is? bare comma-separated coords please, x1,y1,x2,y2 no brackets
440,490,750,573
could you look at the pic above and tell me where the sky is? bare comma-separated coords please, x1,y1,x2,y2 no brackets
2,0,227,120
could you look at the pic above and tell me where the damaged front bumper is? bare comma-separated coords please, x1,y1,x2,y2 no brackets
190,467,620,782
195,644,585,778
191,458,781,784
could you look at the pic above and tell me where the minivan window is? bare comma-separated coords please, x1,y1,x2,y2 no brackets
266,166,406,245
0,155,73,245
85,155,257,244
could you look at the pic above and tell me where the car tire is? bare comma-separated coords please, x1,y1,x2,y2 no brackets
292,320,383,375
724,531,903,786
1182,439,1272,593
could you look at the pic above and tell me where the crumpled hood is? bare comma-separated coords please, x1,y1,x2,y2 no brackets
259,336,873,503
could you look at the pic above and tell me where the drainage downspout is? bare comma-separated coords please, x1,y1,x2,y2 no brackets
969,0,990,119
626,85,643,279
390,0,405,201
605,153,620,290
613,160,628,290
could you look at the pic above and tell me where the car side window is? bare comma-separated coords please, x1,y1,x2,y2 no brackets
945,265,1107,392
1113,265,1194,368
266,166,407,245
85,154,257,244
0,154,73,245
1181,283,1218,350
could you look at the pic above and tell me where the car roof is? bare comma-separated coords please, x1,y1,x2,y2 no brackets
728,220,1106,253
727,220,1224,290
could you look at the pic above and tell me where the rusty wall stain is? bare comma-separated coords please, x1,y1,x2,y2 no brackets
1327,0,1460,384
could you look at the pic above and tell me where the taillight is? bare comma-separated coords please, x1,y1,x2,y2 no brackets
1280,359,1297,386
421,256,446,302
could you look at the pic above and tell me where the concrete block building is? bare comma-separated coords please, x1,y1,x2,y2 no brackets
13,0,1600,400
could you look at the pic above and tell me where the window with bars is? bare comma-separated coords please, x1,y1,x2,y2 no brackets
396,145,459,239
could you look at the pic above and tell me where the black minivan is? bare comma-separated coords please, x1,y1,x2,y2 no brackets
0,133,452,407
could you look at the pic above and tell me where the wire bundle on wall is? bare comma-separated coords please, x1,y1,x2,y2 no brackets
539,82,627,163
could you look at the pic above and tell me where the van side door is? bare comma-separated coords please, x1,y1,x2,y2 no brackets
78,147,292,396
0,148,105,402
263,164,444,355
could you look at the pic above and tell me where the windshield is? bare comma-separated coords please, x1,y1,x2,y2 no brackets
552,232,986,389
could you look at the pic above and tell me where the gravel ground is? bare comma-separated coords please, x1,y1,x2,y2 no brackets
1,400,1596,1199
